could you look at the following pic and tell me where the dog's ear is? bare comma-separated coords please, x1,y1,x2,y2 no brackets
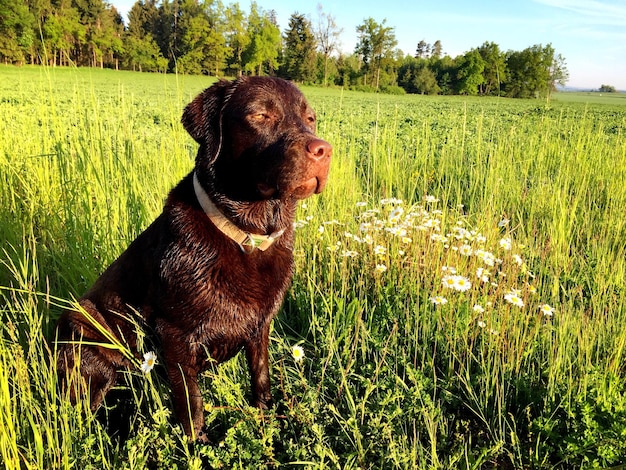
182,79,234,160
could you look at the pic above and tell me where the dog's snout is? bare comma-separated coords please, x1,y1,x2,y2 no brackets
307,138,332,160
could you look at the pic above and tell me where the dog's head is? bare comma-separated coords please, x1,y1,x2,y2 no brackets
182,77,332,202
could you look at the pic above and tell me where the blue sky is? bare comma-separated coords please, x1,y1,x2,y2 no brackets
110,0,626,90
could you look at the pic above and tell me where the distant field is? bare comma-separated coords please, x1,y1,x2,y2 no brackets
1,65,626,469
554,90,626,105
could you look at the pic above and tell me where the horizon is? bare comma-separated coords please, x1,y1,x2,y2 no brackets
109,0,626,90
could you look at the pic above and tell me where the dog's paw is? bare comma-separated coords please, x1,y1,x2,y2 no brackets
196,427,210,444
252,394,273,410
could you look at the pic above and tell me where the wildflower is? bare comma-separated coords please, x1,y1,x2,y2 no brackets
363,234,374,245
424,195,439,203
513,254,524,266
475,249,496,267
459,244,473,256
539,304,555,317
430,296,448,305
356,201,368,207
453,276,472,292
387,226,407,237
317,225,325,234
292,345,305,362
442,266,457,274
341,250,358,258
499,237,512,250
442,275,457,289
476,267,490,283
389,206,404,223
473,304,485,313
477,320,486,328
375,264,387,274
359,222,372,232
498,218,510,228
527,284,537,294
141,351,157,374
504,290,524,308
380,197,403,205
374,245,386,256
401,236,412,244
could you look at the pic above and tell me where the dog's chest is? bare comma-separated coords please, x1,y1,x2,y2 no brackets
161,239,292,343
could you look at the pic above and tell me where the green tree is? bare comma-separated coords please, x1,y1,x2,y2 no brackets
0,0,35,64
504,44,562,98
455,49,485,95
431,40,442,59
314,5,342,86
242,2,281,75
398,57,440,95
41,0,85,66
355,17,397,89
176,0,228,75
282,12,317,83
548,52,569,96
430,54,457,94
224,2,249,76
415,39,429,59
125,0,167,72
599,84,617,93
477,41,506,95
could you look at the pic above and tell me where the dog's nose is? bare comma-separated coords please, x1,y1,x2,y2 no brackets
307,139,332,160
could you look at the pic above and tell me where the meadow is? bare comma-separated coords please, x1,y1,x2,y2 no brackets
1,65,625,469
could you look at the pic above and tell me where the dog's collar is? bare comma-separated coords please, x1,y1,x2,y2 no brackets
192,172,284,253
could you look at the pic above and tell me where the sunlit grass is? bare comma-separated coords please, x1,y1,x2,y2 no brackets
1,64,626,468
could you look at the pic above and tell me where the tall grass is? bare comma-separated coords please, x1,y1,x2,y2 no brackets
1,65,626,468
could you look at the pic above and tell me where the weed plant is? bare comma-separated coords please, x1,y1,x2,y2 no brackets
1,65,625,468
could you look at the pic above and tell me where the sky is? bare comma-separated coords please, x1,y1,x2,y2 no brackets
109,0,626,90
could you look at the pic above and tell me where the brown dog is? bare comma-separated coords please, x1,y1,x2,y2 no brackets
55,76,332,441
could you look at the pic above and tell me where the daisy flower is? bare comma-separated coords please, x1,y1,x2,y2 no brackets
473,304,485,313
539,304,555,317
141,351,157,374
374,245,386,256
430,296,448,305
504,291,524,308
375,264,387,274
459,244,473,256
292,345,305,362
453,276,472,292
389,207,404,223
499,237,512,251
442,275,457,289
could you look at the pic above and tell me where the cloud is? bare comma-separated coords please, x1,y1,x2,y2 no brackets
532,0,626,23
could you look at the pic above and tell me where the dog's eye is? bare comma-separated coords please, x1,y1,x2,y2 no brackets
250,112,271,122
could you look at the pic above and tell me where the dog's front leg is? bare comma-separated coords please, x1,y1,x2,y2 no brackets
165,359,207,443
245,321,272,409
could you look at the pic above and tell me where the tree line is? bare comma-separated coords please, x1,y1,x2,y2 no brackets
0,0,569,98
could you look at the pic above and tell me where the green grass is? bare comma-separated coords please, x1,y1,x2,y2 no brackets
1,64,626,468
553,90,626,105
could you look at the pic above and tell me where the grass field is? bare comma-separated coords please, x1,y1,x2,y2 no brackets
1,65,626,469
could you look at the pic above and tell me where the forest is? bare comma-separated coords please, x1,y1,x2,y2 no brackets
0,0,569,97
